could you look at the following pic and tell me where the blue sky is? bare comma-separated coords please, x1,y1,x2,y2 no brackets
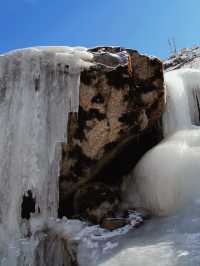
1,0,200,59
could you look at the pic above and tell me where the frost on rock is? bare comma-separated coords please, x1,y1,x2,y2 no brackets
164,45,200,71
0,46,93,265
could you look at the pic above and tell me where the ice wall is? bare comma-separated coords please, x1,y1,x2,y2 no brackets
123,69,200,215
0,47,93,265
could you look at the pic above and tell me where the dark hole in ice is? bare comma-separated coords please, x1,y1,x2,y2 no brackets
34,77,40,92
195,93,200,124
0,85,6,103
21,190,36,219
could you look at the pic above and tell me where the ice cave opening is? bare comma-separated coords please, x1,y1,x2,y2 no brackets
21,190,36,220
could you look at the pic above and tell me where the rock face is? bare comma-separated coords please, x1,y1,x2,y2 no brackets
59,47,165,221
73,182,120,223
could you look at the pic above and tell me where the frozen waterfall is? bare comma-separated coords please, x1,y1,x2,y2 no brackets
123,69,200,216
0,46,93,265
97,68,200,266
1,48,200,266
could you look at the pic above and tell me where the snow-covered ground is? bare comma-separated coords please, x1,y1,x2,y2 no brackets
92,198,200,266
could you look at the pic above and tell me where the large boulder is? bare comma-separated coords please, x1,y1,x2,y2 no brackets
59,47,165,220
73,182,119,223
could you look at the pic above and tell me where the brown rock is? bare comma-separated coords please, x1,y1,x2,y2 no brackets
101,218,128,230
58,47,164,220
101,210,147,230
73,183,119,224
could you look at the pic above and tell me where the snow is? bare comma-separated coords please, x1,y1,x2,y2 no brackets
95,198,200,266
165,46,200,71
92,49,129,67
102,242,119,254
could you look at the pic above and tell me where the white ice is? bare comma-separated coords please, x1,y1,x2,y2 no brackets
123,69,200,215
95,197,200,266
0,46,93,265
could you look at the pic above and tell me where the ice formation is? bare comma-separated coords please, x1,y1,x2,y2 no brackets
92,69,200,266
2,46,200,266
97,196,200,266
124,69,200,215
0,46,93,265
79,68,200,266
